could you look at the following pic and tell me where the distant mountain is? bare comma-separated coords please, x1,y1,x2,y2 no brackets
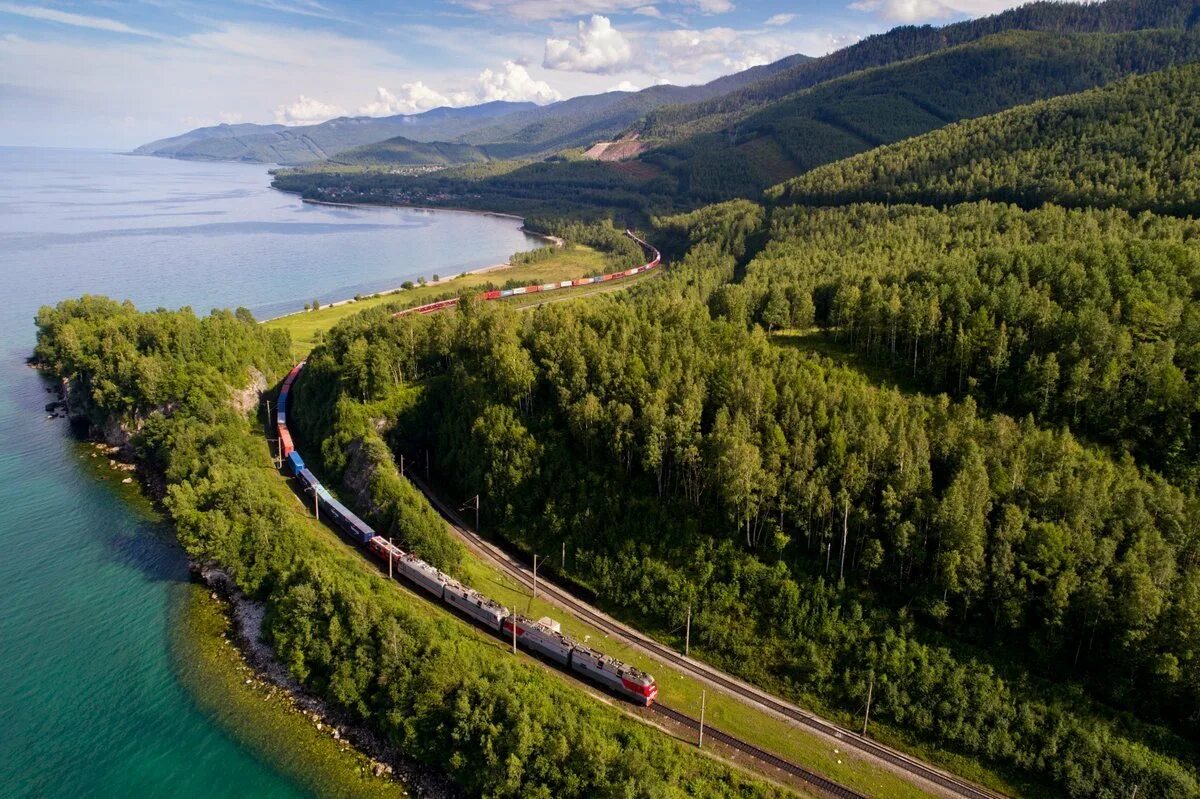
132,101,536,165
135,54,814,167
330,136,494,167
768,62,1200,217
454,55,814,158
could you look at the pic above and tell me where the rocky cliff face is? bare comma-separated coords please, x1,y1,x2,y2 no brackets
231,367,267,416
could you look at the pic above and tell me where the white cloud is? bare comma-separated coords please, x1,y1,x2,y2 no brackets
849,0,1085,23
608,80,641,92
451,0,731,20
471,60,560,103
273,94,346,125
0,2,163,38
634,6,664,18
543,15,633,74
691,0,734,12
359,83,449,116
765,13,796,26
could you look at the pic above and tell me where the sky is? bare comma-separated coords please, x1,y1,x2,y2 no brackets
0,0,1059,148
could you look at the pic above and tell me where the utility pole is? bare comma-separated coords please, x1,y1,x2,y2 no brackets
530,555,539,611
388,539,393,579
307,486,318,521
840,497,849,583
264,399,271,426
698,690,706,749
561,540,566,570
685,605,692,657
511,615,517,654
475,494,480,531
425,449,430,479
862,673,874,736
1130,785,1139,799
399,453,404,474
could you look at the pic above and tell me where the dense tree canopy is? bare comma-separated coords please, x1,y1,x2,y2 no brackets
302,201,1200,798
770,63,1200,215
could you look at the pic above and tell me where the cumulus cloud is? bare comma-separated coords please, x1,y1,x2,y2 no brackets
273,94,345,125
849,0,1084,22
649,26,857,76
608,80,641,92
764,13,796,26
359,83,449,116
471,60,560,104
543,15,633,74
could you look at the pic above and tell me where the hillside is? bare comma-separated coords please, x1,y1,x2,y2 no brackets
273,25,1200,219
647,27,1200,202
454,56,812,158
330,136,493,167
637,0,1200,141
768,62,1200,215
132,101,536,164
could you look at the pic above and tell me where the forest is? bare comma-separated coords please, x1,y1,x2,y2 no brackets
770,63,1200,215
297,199,1200,798
32,296,782,799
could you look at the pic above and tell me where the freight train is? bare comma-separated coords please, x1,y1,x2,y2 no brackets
272,235,661,705
392,230,661,318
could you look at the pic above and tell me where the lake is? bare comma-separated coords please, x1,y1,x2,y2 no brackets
0,147,539,798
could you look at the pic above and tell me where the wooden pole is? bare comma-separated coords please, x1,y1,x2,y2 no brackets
388,538,393,579
699,690,706,749
532,555,539,601
685,605,691,657
561,541,566,570
511,615,517,654
475,494,480,531
311,488,318,521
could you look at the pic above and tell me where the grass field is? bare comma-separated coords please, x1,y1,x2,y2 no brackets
265,244,610,355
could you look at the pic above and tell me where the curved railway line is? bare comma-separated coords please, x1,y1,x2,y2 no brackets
282,231,1008,799
410,470,1004,799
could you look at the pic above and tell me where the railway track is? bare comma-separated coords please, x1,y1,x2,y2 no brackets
650,702,866,799
409,470,1007,799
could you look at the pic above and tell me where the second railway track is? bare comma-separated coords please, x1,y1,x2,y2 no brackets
410,469,1006,799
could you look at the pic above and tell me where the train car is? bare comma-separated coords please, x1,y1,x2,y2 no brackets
395,552,450,598
569,646,658,706
625,268,637,277
511,287,526,296
278,426,295,457
500,289,514,298
502,615,576,666
481,290,502,300
286,450,305,475
443,581,508,631
572,278,593,287
558,280,572,289
321,495,374,544
366,536,403,566
525,284,542,293
540,283,557,292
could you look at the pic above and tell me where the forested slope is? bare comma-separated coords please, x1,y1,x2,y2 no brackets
648,27,1200,202
637,0,1200,141
769,63,1200,214
299,202,1200,798
32,296,783,799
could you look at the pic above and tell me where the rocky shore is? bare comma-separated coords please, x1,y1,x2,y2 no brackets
197,565,459,799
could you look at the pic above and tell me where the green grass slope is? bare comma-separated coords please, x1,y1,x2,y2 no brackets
768,62,1200,216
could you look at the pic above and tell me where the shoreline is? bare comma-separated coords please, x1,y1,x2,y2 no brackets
195,564,458,798
256,196,564,325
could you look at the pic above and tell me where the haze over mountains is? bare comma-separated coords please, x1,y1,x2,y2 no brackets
134,54,813,166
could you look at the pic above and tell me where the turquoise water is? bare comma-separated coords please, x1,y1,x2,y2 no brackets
0,147,538,798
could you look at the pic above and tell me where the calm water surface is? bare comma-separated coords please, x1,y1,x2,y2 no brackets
0,147,538,798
